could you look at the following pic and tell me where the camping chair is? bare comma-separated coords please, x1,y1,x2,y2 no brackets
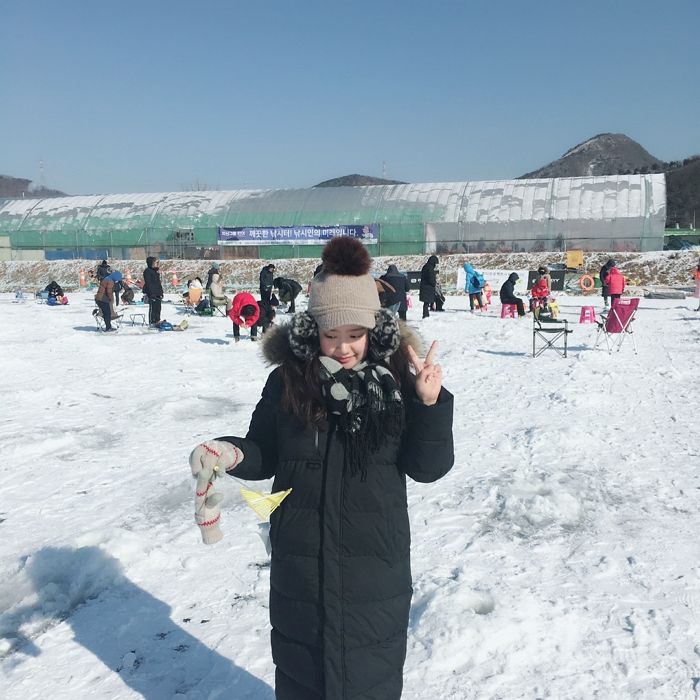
209,290,229,317
184,287,203,314
92,306,123,331
593,297,639,354
533,316,573,358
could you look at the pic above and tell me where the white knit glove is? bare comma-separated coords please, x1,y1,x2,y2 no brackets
189,440,244,545
189,440,243,481
194,482,224,545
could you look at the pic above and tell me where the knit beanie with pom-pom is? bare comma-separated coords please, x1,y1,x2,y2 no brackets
307,237,380,330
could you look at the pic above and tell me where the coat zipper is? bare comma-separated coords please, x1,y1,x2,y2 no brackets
339,429,347,698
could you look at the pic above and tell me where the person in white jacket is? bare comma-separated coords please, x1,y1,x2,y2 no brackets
209,272,232,312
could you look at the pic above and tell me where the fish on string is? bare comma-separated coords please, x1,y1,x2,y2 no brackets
239,486,292,521
232,480,292,556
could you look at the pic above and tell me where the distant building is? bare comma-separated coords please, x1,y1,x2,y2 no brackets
0,174,666,261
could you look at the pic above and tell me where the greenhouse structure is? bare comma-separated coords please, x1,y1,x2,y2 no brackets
0,174,666,261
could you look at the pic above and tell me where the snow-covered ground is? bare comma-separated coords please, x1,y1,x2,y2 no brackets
0,285,698,700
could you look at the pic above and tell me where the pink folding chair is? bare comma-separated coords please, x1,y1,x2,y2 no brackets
593,297,640,354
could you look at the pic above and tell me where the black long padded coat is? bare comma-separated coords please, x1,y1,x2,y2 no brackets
273,277,303,303
418,256,439,304
143,262,163,300
380,266,409,309
599,260,614,299
499,272,520,305
221,324,454,700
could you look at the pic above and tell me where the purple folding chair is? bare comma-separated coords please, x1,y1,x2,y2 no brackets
593,297,640,354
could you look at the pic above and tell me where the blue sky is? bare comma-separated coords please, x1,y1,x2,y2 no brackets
2,0,698,195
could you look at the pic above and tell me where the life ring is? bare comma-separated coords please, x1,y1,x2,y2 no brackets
579,274,595,291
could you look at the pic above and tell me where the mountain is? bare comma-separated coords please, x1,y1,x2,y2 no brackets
519,133,665,179
665,156,700,228
313,174,407,187
519,133,700,228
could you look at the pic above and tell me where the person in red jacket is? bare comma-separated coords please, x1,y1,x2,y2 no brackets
606,263,625,304
228,292,260,342
529,274,550,313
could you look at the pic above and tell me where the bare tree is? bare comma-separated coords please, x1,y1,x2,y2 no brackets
181,179,218,192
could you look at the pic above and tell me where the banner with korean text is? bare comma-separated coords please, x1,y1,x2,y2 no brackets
218,224,378,246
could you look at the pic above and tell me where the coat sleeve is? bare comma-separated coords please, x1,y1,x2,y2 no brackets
399,387,454,483
219,370,281,481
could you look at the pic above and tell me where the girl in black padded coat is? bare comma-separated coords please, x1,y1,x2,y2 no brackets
190,237,454,699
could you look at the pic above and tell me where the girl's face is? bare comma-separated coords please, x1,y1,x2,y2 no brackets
320,325,369,369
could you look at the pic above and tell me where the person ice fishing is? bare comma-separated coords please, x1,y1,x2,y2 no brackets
605,261,625,304
143,256,164,326
529,272,550,313
205,264,219,291
259,263,276,304
538,265,552,290
188,236,454,700
94,271,122,331
499,272,526,316
273,276,302,313
44,280,65,302
380,264,409,319
120,281,135,304
463,262,485,312
599,259,615,308
210,270,232,313
95,259,112,281
419,254,440,318
227,291,260,342
256,294,279,333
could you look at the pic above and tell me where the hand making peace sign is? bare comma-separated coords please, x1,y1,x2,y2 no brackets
406,340,443,406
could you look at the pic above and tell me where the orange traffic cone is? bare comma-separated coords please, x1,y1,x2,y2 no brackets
79,268,86,287
171,270,179,287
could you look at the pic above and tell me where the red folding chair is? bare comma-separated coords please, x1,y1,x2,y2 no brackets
593,297,639,354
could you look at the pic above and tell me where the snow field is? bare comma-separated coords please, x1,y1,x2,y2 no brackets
0,289,698,699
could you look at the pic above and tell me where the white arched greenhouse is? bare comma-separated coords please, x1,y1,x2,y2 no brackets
0,173,665,261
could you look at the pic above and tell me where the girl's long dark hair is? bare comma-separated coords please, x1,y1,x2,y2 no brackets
278,340,415,430
278,355,325,428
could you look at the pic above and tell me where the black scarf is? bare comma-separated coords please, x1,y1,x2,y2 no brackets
319,356,404,480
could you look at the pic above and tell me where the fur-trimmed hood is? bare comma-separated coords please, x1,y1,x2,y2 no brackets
261,317,424,366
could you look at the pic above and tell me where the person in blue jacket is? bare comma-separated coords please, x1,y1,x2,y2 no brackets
463,262,485,311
